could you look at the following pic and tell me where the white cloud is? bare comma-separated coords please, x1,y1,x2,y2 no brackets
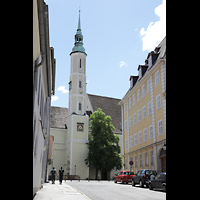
58,86,69,93
51,96,59,102
119,61,128,68
140,0,166,51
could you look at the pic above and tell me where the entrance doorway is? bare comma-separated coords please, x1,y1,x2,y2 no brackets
160,148,166,172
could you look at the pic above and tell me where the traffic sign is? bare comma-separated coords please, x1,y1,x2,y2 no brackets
129,161,133,165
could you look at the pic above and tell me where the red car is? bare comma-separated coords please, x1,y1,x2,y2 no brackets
114,170,135,184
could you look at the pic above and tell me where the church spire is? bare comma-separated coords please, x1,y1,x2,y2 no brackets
70,10,86,55
77,10,81,31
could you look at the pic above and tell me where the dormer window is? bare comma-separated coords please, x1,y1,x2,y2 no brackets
148,53,153,68
148,51,159,69
129,76,139,88
138,65,148,79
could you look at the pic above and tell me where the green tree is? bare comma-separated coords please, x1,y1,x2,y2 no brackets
85,108,122,179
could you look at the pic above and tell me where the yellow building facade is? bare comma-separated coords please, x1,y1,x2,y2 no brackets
119,37,166,173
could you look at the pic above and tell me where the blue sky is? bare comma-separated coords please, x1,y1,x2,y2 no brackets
45,0,166,108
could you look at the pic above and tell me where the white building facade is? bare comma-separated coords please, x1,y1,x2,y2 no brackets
33,0,56,196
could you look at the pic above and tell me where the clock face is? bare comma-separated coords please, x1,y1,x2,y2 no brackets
77,123,84,132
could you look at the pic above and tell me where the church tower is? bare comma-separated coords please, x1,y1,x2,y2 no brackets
65,10,89,179
68,10,87,115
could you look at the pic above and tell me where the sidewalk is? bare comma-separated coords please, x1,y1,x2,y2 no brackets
33,180,91,200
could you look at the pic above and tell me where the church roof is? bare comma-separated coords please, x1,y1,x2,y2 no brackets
87,94,122,135
50,94,122,135
50,106,68,129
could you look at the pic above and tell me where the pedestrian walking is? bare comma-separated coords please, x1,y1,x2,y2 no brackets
59,167,64,184
50,167,57,184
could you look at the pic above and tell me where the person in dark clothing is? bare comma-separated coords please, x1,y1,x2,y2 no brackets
50,167,57,184
59,167,64,184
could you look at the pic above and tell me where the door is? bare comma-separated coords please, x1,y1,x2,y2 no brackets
158,174,165,188
153,174,161,188
160,149,166,172
135,170,141,183
161,156,166,172
117,171,123,182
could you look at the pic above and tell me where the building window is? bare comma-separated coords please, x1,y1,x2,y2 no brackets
138,109,141,122
124,102,126,114
142,84,145,98
135,155,138,167
148,101,152,115
125,158,128,170
142,105,146,119
149,125,153,139
137,89,140,102
151,150,154,165
133,94,136,105
139,131,142,144
80,59,82,68
79,80,82,88
129,97,131,109
156,94,161,109
145,152,148,166
125,139,127,150
140,154,143,167
133,113,136,125
134,133,137,146
147,78,150,93
130,136,133,148
155,70,160,85
158,120,163,135
79,102,82,111
143,128,147,142
129,116,132,128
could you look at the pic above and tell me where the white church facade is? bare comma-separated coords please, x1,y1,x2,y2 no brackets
48,11,123,180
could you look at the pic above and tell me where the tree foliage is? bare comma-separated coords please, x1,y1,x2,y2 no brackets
85,108,122,178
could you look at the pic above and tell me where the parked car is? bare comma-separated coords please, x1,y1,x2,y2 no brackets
148,172,166,192
114,170,135,184
132,169,157,188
